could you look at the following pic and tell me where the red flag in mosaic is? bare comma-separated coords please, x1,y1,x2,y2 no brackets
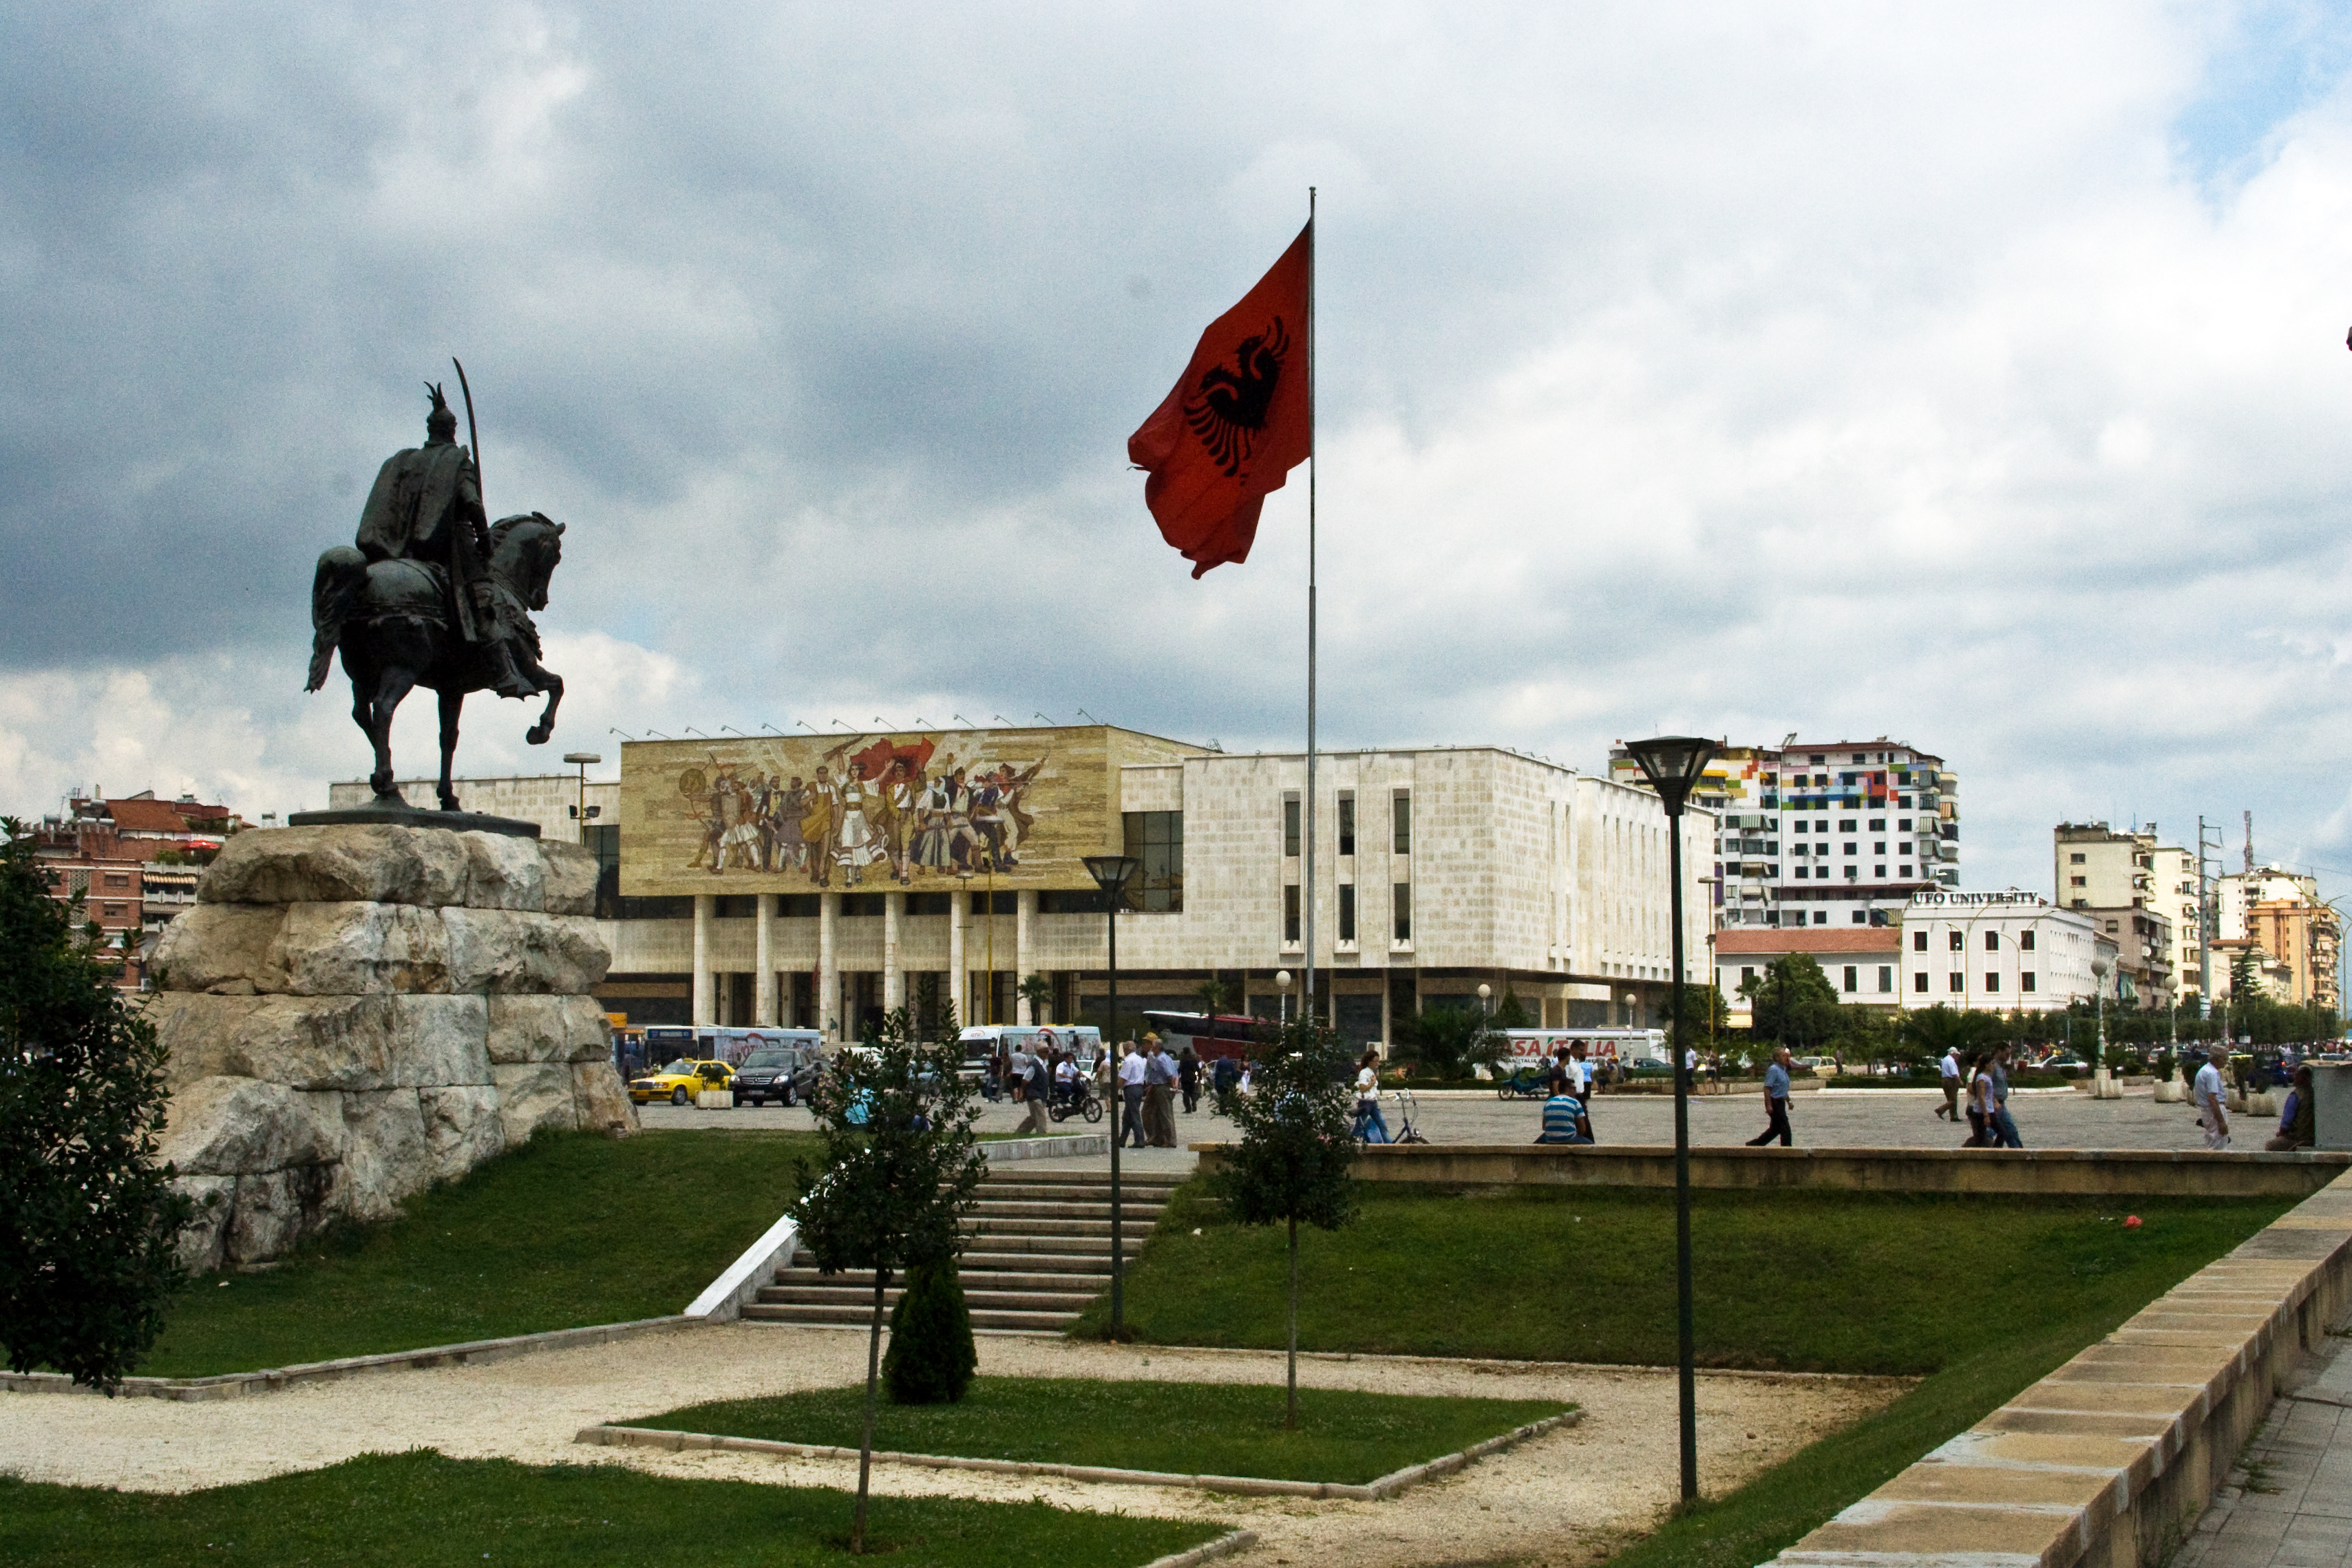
1127,222,1312,577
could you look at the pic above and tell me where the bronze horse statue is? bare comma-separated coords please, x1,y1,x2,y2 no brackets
306,513,568,812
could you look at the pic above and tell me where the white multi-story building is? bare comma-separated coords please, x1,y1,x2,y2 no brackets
2214,866,2341,1010
2053,822,2201,1003
1611,737,1958,931
377,727,1713,1047
1897,891,2111,1013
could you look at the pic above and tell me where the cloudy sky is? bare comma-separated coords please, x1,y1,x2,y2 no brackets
6,1,2352,901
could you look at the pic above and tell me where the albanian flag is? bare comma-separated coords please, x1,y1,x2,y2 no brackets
1127,222,1312,577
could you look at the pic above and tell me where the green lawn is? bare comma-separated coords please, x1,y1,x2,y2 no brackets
1079,1181,2289,1375
0,1451,1220,1568
140,1130,818,1378
637,1376,1569,1485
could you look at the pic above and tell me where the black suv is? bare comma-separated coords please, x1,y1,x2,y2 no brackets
732,1044,819,1108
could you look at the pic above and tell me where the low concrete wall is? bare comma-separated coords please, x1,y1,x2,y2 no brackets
1769,1165,2352,1566
1187,1143,2352,1198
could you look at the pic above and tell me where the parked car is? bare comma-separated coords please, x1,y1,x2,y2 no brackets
731,1038,823,1107
629,1058,734,1106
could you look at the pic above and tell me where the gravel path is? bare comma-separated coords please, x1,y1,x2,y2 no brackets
0,1324,1903,1568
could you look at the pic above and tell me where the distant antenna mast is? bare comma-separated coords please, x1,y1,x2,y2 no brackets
2243,810,2254,875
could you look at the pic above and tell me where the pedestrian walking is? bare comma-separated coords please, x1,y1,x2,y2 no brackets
1989,1045,2024,1149
1178,1046,1201,1114
1935,1046,1962,1121
1351,1048,1391,1143
1118,1041,1149,1147
2192,1043,2232,1151
1746,1046,1794,1146
1022,1047,1053,1135
1962,1053,1995,1146
1569,1041,1598,1141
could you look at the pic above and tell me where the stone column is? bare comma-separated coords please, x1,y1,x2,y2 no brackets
949,890,966,1026
754,894,776,1025
692,894,714,1026
1015,889,1037,1023
817,892,839,1041
883,892,904,1008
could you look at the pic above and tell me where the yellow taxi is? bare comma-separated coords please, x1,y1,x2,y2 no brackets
628,1059,734,1106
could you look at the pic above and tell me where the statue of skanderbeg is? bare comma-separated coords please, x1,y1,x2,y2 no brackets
339,383,534,699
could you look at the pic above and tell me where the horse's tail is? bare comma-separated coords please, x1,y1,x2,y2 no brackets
307,546,368,692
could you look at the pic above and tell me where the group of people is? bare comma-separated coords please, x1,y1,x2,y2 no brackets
1002,1039,1093,1134
1928,1044,2026,1148
1114,1035,1203,1147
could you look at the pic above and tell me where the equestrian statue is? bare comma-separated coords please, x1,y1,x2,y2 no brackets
306,372,567,813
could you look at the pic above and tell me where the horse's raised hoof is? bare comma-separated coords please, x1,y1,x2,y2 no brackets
525,723,552,745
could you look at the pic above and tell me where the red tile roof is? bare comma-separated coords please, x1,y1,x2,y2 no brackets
105,798,202,834
1714,928,1899,955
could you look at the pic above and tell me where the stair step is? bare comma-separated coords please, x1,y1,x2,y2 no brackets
968,1200,1164,1221
769,1267,1105,1294
741,1302,1080,1333
978,1182,1183,1202
963,1217,1121,1238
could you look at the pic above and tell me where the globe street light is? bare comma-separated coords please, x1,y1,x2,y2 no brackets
1627,732,1717,1506
1477,982,1492,1017
1082,854,1141,1332
1276,968,1293,1026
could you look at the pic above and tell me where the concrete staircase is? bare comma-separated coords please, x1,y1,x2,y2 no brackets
741,1167,1183,1334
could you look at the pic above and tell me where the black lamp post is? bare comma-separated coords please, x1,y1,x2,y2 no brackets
1081,852,1141,1332
1627,733,1717,1505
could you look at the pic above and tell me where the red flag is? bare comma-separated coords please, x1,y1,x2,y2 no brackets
1128,222,1312,578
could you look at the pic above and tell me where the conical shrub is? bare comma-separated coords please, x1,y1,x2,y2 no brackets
883,1258,977,1404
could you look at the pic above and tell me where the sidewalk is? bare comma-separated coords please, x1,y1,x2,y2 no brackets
2172,1323,2352,1567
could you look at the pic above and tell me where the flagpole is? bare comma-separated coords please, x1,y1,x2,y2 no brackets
1303,186,1317,1032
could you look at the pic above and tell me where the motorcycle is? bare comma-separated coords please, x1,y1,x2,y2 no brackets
1048,1077,1105,1123
1495,1063,1550,1100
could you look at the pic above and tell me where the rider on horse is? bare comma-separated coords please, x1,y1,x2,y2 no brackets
334,383,535,700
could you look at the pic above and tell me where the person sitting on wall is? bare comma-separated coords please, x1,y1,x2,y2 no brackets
2267,1065,2317,1152
1536,1085,1593,1145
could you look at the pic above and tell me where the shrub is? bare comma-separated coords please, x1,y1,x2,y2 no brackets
883,1259,977,1405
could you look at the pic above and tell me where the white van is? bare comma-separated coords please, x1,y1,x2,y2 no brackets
958,1024,1105,1080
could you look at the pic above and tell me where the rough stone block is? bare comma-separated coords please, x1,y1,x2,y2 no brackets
487,994,609,1064
171,1176,237,1277
202,825,471,907
224,1165,335,1267
571,1060,639,1133
493,1061,579,1149
160,1074,345,1177
461,833,548,911
444,909,609,994
153,993,491,1093
331,1090,434,1222
420,1085,506,1181
271,901,453,994
540,840,600,916
153,903,288,993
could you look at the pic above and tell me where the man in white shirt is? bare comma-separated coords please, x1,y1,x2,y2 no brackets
1118,1042,1149,1148
2192,1043,2232,1151
1936,1047,1962,1121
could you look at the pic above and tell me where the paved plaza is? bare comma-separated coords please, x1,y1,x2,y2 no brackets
638,1081,2235,1156
2171,1323,2352,1568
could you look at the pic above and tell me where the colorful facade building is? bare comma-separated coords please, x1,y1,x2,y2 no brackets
1610,737,1958,930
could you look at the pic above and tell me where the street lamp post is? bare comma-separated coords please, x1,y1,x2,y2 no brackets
1082,854,1141,1333
562,752,602,844
2091,956,2113,1100
1627,734,1717,1506
1277,969,1293,1026
1477,982,1492,1017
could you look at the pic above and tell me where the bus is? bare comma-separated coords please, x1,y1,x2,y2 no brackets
642,1025,824,1069
1141,1012,1267,1063
957,1024,1105,1081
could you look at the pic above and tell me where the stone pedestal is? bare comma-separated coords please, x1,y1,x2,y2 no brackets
147,823,634,1273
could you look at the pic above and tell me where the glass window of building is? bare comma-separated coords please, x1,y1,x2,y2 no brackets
1284,796,1301,857
1121,811,1183,912
1284,883,1302,943
1338,884,1356,942
1338,794,1355,856
1392,792,1412,855
1392,882,1411,942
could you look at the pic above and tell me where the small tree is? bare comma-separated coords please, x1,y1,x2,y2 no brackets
1017,973,1054,1025
1191,975,1231,1016
1394,1004,1504,1079
882,1258,977,1403
0,818,193,1392
1211,1016,1357,1428
1898,1004,2003,1066
1490,989,1534,1030
794,1005,985,1554
1744,954,1843,1056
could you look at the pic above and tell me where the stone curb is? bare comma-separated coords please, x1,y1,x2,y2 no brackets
985,1134,1113,1161
575,1409,1579,1499
1138,1529,1258,1568
0,1315,701,1401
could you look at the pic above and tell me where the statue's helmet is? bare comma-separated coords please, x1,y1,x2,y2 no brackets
425,381,458,440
